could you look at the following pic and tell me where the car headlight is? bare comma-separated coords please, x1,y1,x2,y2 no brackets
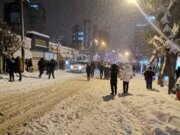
78,66,82,70
70,65,73,69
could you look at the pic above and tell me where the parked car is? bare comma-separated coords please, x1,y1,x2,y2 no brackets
70,61,88,73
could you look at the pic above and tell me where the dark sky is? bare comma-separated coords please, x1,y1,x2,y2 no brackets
32,0,146,50
1,0,145,50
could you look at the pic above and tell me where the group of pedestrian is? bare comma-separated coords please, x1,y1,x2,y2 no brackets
38,58,57,79
86,61,134,95
6,56,58,82
98,62,111,80
110,63,133,95
6,56,23,82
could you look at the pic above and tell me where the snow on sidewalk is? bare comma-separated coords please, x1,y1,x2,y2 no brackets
12,75,180,135
0,70,79,96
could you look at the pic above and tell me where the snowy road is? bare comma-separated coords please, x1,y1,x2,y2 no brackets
0,72,180,135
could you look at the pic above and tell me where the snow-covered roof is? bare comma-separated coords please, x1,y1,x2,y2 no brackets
26,31,50,38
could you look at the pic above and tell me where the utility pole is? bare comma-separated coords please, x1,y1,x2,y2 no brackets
20,0,25,70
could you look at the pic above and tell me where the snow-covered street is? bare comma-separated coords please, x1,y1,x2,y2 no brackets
0,71,179,135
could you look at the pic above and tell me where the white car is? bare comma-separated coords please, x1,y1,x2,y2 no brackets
70,62,87,73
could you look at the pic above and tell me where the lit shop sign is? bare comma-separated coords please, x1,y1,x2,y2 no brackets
35,38,47,48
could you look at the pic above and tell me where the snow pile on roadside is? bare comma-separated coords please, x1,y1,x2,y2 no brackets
13,75,180,135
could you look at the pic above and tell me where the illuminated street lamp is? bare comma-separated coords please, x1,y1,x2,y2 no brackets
125,51,129,57
94,39,98,44
127,0,137,4
101,41,105,46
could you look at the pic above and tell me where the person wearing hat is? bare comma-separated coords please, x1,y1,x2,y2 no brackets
143,66,155,89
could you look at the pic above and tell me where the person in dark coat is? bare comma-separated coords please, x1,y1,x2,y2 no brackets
48,59,56,79
99,62,104,79
27,58,33,72
38,58,45,78
143,66,155,89
91,61,96,78
45,60,50,75
86,63,91,81
175,67,180,79
15,56,23,81
6,57,15,82
110,64,119,95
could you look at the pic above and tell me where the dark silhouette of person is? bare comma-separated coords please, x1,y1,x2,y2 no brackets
48,59,56,79
110,64,119,95
99,62,104,79
6,57,15,82
86,64,91,81
15,56,23,81
38,58,45,78
91,61,96,78
27,58,33,72
144,66,155,89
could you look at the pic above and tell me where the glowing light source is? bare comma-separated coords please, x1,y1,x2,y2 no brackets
125,51,129,57
102,41,105,46
127,0,137,4
94,39,98,44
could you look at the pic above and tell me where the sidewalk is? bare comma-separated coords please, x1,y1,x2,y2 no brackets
0,70,79,96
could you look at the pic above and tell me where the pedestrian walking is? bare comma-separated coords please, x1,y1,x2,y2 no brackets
6,57,15,82
27,58,33,72
38,58,45,78
143,66,155,89
91,61,96,78
110,64,119,95
122,64,133,93
86,63,91,81
104,63,111,79
99,62,104,79
15,56,23,81
48,59,56,79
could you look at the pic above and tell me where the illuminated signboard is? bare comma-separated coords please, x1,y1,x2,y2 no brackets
35,38,47,48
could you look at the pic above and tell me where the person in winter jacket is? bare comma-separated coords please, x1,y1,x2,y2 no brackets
6,57,15,82
91,61,96,78
38,58,45,78
86,63,91,81
99,62,104,79
48,59,56,79
143,66,155,89
122,64,133,93
110,64,119,95
15,56,23,81
104,63,111,79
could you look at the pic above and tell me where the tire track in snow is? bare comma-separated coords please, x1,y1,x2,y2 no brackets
0,76,88,134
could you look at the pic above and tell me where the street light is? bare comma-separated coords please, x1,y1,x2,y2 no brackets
94,39,98,44
125,51,129,57
102,41,105,46
127,0,167,40
127,0,137,4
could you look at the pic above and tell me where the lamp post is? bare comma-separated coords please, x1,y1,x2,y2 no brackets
57,41,62,70
20,0,25,69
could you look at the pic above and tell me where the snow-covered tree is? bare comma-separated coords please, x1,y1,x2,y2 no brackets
140,0,180,94
0,18,21,58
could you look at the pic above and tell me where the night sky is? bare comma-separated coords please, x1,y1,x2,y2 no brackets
1,0,146,50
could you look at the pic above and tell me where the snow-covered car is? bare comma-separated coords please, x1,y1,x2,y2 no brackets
70,62,87,73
